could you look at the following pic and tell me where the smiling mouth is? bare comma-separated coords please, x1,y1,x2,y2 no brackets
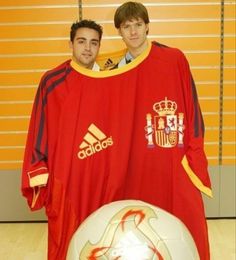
82,54,92,58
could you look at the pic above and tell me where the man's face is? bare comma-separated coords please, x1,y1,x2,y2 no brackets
119,18,148,53
70,27,100,69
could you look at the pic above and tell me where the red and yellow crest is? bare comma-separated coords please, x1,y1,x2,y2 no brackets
145,97,185,148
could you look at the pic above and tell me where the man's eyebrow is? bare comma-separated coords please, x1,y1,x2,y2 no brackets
75,37,99,42
75,37,86,41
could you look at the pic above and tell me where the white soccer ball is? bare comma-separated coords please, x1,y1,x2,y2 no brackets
67,200,199,260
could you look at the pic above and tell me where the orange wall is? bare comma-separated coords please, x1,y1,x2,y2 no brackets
0,0,235,169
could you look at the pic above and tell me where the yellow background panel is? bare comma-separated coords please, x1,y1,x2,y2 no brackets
150,4,220,19
0,119,29,131
0,9,78,23
207,159,218,165
149,21,221,35
224,68,236,81
222,85,235,96
0,72,43,85
84,0,219,3
0,103,33,116
205,145,219,156
0,56,70,70
158,36,220,51
199,99,219,112
82,5,220,21
224,20,236,34
203,114,219,127
222,114,236,127
222,144,236,156
222,158,235,165
1,24,69,38
186,53,221,67
224,37,236,49
0,162,22,170
205,129,219,142
0,134,27,146
191,69,220,82
151,38,220,51
223,99,236,112
197,85,219,97
224,52,236,66
0,88,37,101
223,130,236,142
0,149,24,161
0,0,77,6
0,41,70,55
225,4,236,18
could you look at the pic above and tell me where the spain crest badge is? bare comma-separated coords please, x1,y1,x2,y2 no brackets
145,97,185,148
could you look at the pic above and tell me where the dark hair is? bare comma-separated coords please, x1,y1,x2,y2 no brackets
70,19,103,42
114,1,150,29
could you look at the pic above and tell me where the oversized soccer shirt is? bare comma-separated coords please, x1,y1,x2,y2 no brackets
22,42,212,260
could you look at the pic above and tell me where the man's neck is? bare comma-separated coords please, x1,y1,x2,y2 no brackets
128,40,148,59
73,57,100,71
91,62,100,71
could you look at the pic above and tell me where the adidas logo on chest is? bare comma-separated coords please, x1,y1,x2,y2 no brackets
78,124,113,159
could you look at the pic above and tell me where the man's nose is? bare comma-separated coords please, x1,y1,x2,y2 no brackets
85,42,91,50
130,25,137,35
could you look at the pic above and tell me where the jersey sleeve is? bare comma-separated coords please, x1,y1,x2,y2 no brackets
21,75,50,210
178,52,212,197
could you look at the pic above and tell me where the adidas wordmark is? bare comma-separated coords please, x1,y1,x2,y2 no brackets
78,124,113,159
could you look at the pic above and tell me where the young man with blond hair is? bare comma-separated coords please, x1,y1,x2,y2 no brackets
113,2,212,260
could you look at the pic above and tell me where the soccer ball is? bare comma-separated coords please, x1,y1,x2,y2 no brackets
67,200,199,260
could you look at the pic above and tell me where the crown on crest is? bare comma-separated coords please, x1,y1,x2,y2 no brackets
153,97,177,116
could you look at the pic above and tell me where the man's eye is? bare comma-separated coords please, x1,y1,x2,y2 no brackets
91,41,98,46
122,25,129,29
78,40,84,44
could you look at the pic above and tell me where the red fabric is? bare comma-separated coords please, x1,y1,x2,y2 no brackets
22,42,211,260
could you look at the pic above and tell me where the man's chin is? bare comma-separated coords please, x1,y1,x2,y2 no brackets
127,41,141,48
80,60,93,69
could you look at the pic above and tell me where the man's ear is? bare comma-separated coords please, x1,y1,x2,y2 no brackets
146,24,149,35
69,40,73,49
118,28,122,36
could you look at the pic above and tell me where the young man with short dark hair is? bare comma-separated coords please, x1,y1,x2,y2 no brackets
21,19,103,260
70,19,102,70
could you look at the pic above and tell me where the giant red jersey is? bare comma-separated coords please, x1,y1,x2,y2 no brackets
22,42,212,260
